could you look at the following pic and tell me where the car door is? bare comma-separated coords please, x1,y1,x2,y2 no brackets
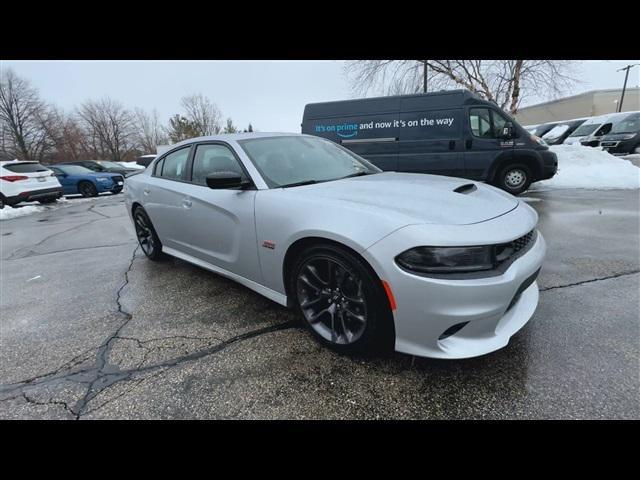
463,107,513,180
50,166,74,194
173,142,260,282
141,146,193,251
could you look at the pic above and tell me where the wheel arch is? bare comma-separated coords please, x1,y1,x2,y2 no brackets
282,235,387,306
488,152,542,183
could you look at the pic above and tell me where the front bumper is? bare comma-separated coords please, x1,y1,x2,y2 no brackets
600,139,636,155
362,203,545,359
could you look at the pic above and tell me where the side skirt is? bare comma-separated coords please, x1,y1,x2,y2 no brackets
162,246,289,307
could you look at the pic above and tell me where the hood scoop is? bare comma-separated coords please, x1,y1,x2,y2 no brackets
453,183,477,195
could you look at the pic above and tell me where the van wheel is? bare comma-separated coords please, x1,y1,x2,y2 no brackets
495,163,532,195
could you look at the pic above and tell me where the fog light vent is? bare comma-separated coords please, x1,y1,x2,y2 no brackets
438,322,469,341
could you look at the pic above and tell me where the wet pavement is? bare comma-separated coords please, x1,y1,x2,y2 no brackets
0,189,638,419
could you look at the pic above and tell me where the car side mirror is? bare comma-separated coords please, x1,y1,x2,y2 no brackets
502,122,516,139
206,172,249,189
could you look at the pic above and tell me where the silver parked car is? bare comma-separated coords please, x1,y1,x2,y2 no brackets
124,133,546,359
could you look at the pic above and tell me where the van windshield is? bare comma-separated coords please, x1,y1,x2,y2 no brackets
569,124,600,137
542,124,570,140
611,114,640,134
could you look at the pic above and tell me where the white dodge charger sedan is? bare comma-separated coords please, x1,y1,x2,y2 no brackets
124,133,546,359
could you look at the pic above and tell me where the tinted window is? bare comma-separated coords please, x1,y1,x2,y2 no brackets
2,162,49,173
611,114,640,134
192,144,245,185
159,147,190,181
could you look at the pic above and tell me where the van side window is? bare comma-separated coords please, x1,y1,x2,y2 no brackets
469,108,508,138
470,108,493,137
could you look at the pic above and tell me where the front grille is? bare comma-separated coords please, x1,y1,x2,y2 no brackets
494,230,536,267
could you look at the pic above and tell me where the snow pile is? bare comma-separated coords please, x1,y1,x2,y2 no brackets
0,205,45,221
118,161,145,170
533,145,640,190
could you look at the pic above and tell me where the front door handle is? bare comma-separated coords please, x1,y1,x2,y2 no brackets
465,139,472,149
143,188,150,196
182,198,192,209
449,140,456,150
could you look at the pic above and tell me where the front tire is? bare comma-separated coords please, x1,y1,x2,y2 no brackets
289,244,394,355
133,207,163,260
495,163,532,195
78,181,98,198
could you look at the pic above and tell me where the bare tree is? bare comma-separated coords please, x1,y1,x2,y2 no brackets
0,69,53,160
345,60,578,114
134,108,168,154
39,107,88,163
180,94,222,136
76,98,136,161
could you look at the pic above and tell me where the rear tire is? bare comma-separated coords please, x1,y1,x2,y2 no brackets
78,181,98,198
494,163,533,195
288,243,394,356
133,207,164,261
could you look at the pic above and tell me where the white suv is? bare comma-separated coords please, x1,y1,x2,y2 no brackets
0,160,63,209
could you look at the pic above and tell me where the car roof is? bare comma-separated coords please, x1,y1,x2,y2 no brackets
170,132,312,148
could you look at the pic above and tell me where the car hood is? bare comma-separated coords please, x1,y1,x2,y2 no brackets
284,172,519,226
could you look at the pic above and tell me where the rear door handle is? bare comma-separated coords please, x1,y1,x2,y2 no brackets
182,198,192,208
465,139,472,149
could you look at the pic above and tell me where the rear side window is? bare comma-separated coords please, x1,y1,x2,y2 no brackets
3,162,49,173
158,147,190,181
191,144,246,185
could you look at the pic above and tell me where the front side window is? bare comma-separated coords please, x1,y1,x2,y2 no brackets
59,165,93,175
469,108,510,138
238,135,380,188
191,144,246,185
159,147,190,181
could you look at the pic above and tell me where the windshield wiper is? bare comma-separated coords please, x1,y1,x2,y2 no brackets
338,171,373,180
279,179,319,188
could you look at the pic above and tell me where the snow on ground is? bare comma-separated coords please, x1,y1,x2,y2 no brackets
532,145,640,190
118,161,145,170
0,204,46,221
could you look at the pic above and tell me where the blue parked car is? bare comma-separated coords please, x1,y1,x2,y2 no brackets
49,164,124,197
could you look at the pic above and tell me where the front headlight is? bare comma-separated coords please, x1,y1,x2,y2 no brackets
396,246,495,273
97,177,109,182
621,134,635,140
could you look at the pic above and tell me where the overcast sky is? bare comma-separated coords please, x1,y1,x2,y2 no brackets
2,60,638,132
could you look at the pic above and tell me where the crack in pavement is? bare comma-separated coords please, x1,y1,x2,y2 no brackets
0,243,297,419
3,242,136,261
540,270,640,292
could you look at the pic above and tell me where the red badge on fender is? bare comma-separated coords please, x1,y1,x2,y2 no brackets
262,240,276,249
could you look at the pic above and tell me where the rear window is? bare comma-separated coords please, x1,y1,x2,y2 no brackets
3,162,49,173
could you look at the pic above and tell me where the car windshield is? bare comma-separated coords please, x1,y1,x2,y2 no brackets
59,165,93,175
97,161,124,169
569,124,600,137
238,136,381,188
542,124,570,140
611,114,640,134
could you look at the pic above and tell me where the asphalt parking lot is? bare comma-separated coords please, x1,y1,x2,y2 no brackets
0,188,638,419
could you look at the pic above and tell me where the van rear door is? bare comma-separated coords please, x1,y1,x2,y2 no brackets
464,107,513,180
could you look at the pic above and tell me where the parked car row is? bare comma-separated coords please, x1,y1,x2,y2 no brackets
0,161,127,209
523,110,640,154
